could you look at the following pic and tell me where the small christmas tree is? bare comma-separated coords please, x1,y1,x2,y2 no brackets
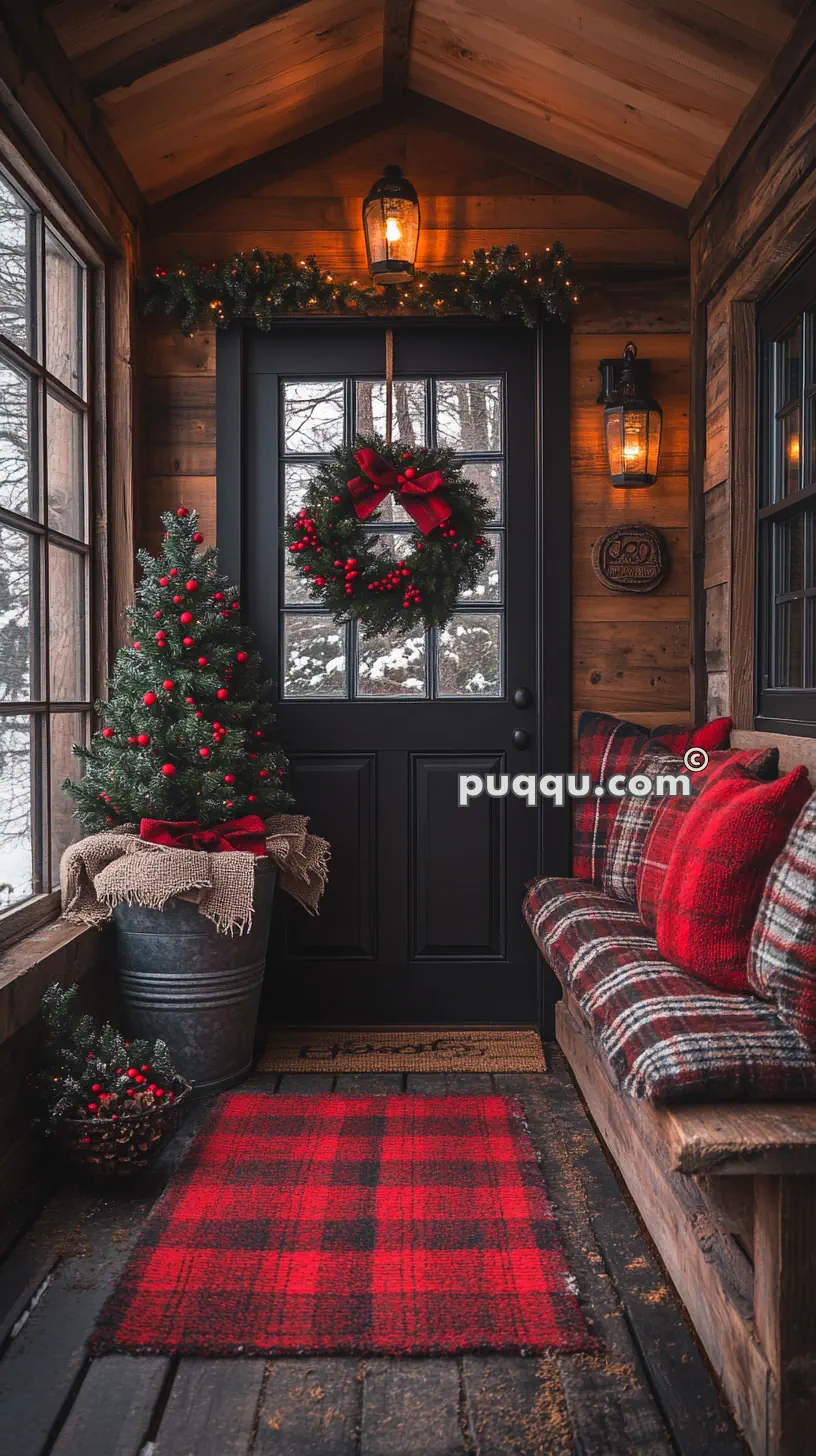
64,508,292,832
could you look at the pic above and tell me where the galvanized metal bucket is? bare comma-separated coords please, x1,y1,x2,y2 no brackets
114,859,276,1093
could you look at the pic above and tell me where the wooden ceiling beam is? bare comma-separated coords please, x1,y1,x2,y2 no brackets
404,93,688,231
383,0,414,99
688,1,816,237
0,0,144,230
64,0,312,99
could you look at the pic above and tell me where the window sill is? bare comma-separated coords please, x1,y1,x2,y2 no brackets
0,914,110,1049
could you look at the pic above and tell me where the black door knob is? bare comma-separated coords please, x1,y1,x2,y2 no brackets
512,729,531,750
513,687,533,709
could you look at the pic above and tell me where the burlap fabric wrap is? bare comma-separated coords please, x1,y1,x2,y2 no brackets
60,816,330,936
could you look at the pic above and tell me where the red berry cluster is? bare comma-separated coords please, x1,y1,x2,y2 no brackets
365,557,419,610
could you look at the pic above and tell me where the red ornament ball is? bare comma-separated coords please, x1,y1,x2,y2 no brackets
162,679,175,691
192,532,204,543
173,594,183,604
195,711,203,720
143,692,157,706
177,507,188,517
224,774,235,784
185,580,198,592
213,592,224,602
197,656,208,667
133,642,141,650
101,727,114,738
159,576,169,587
183,636,194,647
137,733,150,746
216,688,229,700
259,769,268,778
128,736,136,744
199,747,210,758
154,610,162,619
236,651,248,663
185,695,194,704
179,611,193,625
169,568,178,577
161,763,175,776
248,794,256,802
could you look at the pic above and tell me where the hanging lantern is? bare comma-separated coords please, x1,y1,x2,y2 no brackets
363,165,420,285
598,341,663,487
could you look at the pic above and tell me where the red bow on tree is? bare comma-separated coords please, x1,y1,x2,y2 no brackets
347,448,453,535
139,815,267,855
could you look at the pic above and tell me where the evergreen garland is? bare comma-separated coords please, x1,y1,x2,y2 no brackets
29,983,185,1127
285,436,493,632
63,508,292,832
140,243,579,333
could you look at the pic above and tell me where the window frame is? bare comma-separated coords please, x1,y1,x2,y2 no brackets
756,246,816,737
0,155,103,945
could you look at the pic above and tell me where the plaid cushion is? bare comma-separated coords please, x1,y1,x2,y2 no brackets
749,792,816,1049
523,877,816,1103
657,767,813,992
609,746,779,915
572,712,732,887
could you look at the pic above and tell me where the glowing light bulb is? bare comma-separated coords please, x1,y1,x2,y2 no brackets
385,216,403,244
788,433,800,463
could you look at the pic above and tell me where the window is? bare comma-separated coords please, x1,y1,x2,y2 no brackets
280,375,505,699
0,163,93,922
757,250,816,735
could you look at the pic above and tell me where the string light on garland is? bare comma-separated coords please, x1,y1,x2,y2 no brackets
140,244,579,334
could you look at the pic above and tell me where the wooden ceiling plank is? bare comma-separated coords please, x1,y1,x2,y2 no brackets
0,0,145,227
404,92,688,228
76,1,313,99
688,0,816,234
148,101,394,223
383,0,415,98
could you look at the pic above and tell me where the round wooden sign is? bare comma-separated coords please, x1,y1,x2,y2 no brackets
591,523,669,594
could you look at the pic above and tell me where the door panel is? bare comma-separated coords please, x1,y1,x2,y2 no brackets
221,321,570,1027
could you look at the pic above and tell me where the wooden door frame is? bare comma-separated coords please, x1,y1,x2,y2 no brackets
216,316,571,1035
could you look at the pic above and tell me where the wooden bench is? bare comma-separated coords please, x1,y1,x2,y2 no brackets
554,729,816,1456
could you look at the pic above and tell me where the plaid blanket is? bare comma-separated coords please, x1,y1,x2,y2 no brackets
524,878,816,1103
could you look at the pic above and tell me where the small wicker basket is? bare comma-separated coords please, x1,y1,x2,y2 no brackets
52,1079,192,1177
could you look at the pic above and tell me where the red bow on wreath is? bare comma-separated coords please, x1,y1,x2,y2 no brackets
139,815,267,855
347,448,453,535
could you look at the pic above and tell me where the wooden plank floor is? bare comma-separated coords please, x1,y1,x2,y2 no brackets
0,1051,744,1455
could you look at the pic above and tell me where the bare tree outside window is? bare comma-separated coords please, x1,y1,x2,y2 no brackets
0,164,92,918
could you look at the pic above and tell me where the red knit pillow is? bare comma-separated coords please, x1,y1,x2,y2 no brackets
635,748,779,926
656,766,813,991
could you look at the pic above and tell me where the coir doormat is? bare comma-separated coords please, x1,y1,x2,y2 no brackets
258,1028,547,1073
92,1093,594,1357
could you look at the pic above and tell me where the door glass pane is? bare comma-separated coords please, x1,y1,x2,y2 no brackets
284,543,318,605
49,544,86,700
781,408,801,496
283,613,347,698
435,379,501,452
357,626,427,697
47,391,85,539
0,174,35,355
0,713,33,909
437,612,502,697
283,461,323,516
458,531,501,603
461,460,503,521
283,381,344,453
777,514,804,594
0,358,37,518
775,600,804,686
45,227,84,396
0,524,38,702
355,379,426,445
51,710,85,886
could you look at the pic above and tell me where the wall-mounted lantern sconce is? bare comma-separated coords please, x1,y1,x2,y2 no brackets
363,165,420,285
597,341,663,486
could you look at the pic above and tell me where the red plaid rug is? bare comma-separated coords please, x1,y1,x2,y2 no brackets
92,1094,594,1357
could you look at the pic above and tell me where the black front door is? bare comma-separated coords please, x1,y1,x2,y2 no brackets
218,321,570,1027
